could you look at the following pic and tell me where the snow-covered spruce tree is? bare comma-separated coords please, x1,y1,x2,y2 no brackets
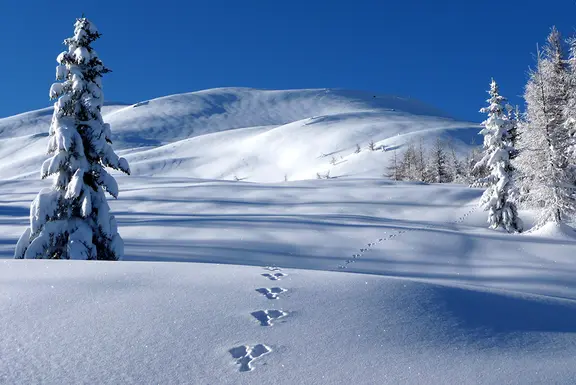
14,18,130,260
476,79,522,232
515,27,576,225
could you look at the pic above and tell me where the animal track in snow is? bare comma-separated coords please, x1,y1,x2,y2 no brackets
338,205,480,270
256,287,287,300
263,266,282,272
262,272,287,281
251,310,288,326
229,344,271,372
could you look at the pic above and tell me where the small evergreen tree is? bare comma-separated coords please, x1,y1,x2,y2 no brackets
399,142,419,180
14,17,130,260
468,146,489,185
416,139,428,182
447,142,464,182
477,79,522,232
386,149,402,180
428,138,451,183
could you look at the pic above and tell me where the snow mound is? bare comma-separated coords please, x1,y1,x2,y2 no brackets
528,221,576,240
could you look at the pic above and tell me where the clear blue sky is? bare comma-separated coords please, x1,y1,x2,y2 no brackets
0,1,574,121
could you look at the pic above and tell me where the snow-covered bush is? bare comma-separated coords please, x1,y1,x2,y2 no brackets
15,17,130,260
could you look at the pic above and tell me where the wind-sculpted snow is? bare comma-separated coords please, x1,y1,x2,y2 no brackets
0,177,576,383
121,113,476,182
0,88,479,181
2,259,576,384
1,177,575,299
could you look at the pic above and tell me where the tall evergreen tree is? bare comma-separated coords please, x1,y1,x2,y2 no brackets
477,79,522,232
515,27,576,225
15,17,130,260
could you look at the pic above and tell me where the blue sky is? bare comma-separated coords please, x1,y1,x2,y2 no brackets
0,1,574,121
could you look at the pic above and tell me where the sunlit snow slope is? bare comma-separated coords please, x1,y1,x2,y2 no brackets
4,88,576,384
0,88,478,181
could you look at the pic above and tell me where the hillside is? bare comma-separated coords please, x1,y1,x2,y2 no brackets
0,88,479,181
3,88,575,384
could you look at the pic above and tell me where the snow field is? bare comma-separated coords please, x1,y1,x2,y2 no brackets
2,87,576,383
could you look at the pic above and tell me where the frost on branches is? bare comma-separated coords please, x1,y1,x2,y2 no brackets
477,80,522,233
14,18,130,260
515,28,576,226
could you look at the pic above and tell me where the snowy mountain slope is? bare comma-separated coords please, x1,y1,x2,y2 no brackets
4,88,574,383
0,88,452,142
104,87,455,147
125,111,475,181
0,88,479,181
0,102,131,138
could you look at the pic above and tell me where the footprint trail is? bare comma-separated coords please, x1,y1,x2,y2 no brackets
338,204,479,269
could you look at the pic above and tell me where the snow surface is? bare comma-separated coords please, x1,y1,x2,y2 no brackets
3,260,576,385
0,88,478,181
2,88,576,384
528,221,576,240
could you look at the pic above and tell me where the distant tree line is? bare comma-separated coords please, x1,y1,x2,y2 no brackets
385,138,488,185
